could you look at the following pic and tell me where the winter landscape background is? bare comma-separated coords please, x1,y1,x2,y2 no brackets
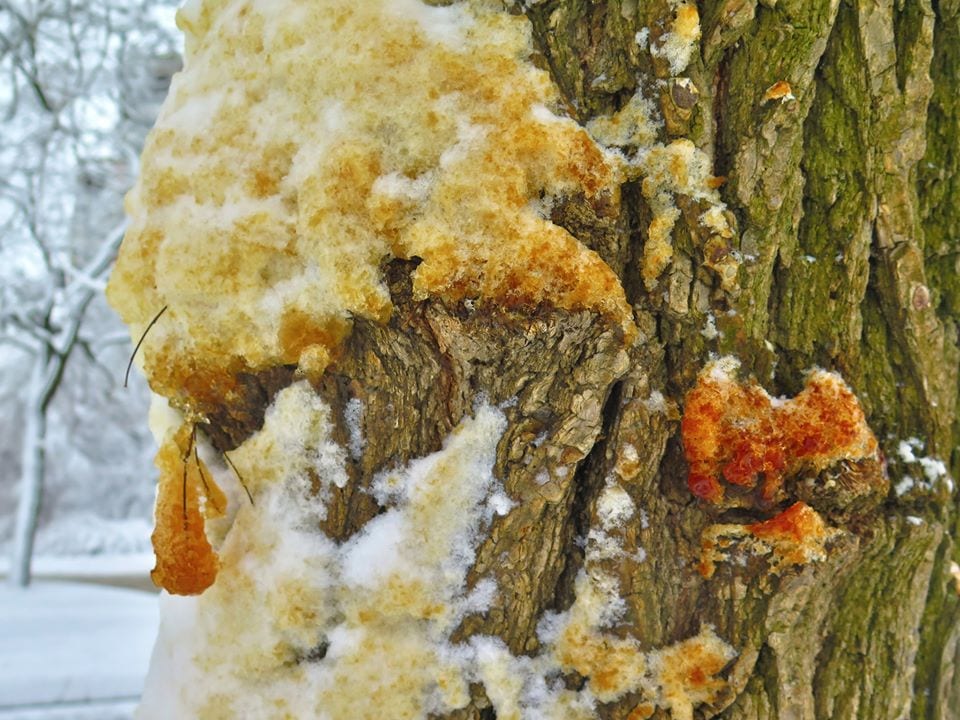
1,1,183,715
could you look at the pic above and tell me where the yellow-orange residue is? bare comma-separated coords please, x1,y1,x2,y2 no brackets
649,626,736,720
699,501,835,579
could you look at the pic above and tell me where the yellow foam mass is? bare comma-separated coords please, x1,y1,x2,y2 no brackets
107,0,635,401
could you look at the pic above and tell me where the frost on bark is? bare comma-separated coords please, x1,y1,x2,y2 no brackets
107,1,959,718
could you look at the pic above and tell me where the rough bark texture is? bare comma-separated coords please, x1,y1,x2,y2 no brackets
188,1,959,717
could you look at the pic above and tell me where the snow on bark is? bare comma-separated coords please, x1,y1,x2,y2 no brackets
139,386,735,719
107,0,636,408
140,390,510,718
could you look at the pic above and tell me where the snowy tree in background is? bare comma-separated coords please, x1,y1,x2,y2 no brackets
0,0,181,585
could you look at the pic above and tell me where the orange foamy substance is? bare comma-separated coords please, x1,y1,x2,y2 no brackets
151,422,227,595
681,359,878,504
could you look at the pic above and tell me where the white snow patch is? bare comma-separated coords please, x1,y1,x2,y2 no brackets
641,391,667,413
28,514,152,556
895,476,915,497
386,0,475,46
701,312,719,340
488,490,516,517
918,456,948,484
639,507,650,530
596,480,635,529
341,510,406,588
0,553,154,591
898,439,918,463
343,397,366,460
707,355,740,382
371,171,434,203
636,27,650,49
895,437,952,492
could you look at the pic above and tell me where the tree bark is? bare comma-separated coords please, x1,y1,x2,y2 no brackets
510,2,960,716
116,1,960,717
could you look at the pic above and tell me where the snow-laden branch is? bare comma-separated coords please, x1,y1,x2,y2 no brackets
0,328,40,354
59,219,126,312
0,311,54,347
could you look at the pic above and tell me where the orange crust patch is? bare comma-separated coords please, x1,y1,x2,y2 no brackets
747,501,828,544
681,362,878,505
762,81,795,103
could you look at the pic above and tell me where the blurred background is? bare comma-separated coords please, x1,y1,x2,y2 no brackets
1,1,183,716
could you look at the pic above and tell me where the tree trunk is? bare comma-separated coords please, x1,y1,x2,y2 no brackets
110,1,959,718
9,351,49,588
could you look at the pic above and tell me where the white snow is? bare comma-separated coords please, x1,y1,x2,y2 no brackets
370,171,434,203
488,490,516,517
0,553,154,591
707,355,740,382
918,456,948,484
640,392,667,413
0,582,157,710
895,437,953,493
700,313,719,340
639,507,650,530
28,515,152,557
385,0,475,46
596,481,635,528
340,510,406,588
343,397,366,460
898,439,919,463
0,702,139,720
895,476,915,497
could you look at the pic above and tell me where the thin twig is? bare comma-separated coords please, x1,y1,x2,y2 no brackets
124,305,167,388
223,451,255,506
193,427,223,514
181,427,190,528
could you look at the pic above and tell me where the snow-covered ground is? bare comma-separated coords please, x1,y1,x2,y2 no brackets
0,580,158,720
0,553,155,593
